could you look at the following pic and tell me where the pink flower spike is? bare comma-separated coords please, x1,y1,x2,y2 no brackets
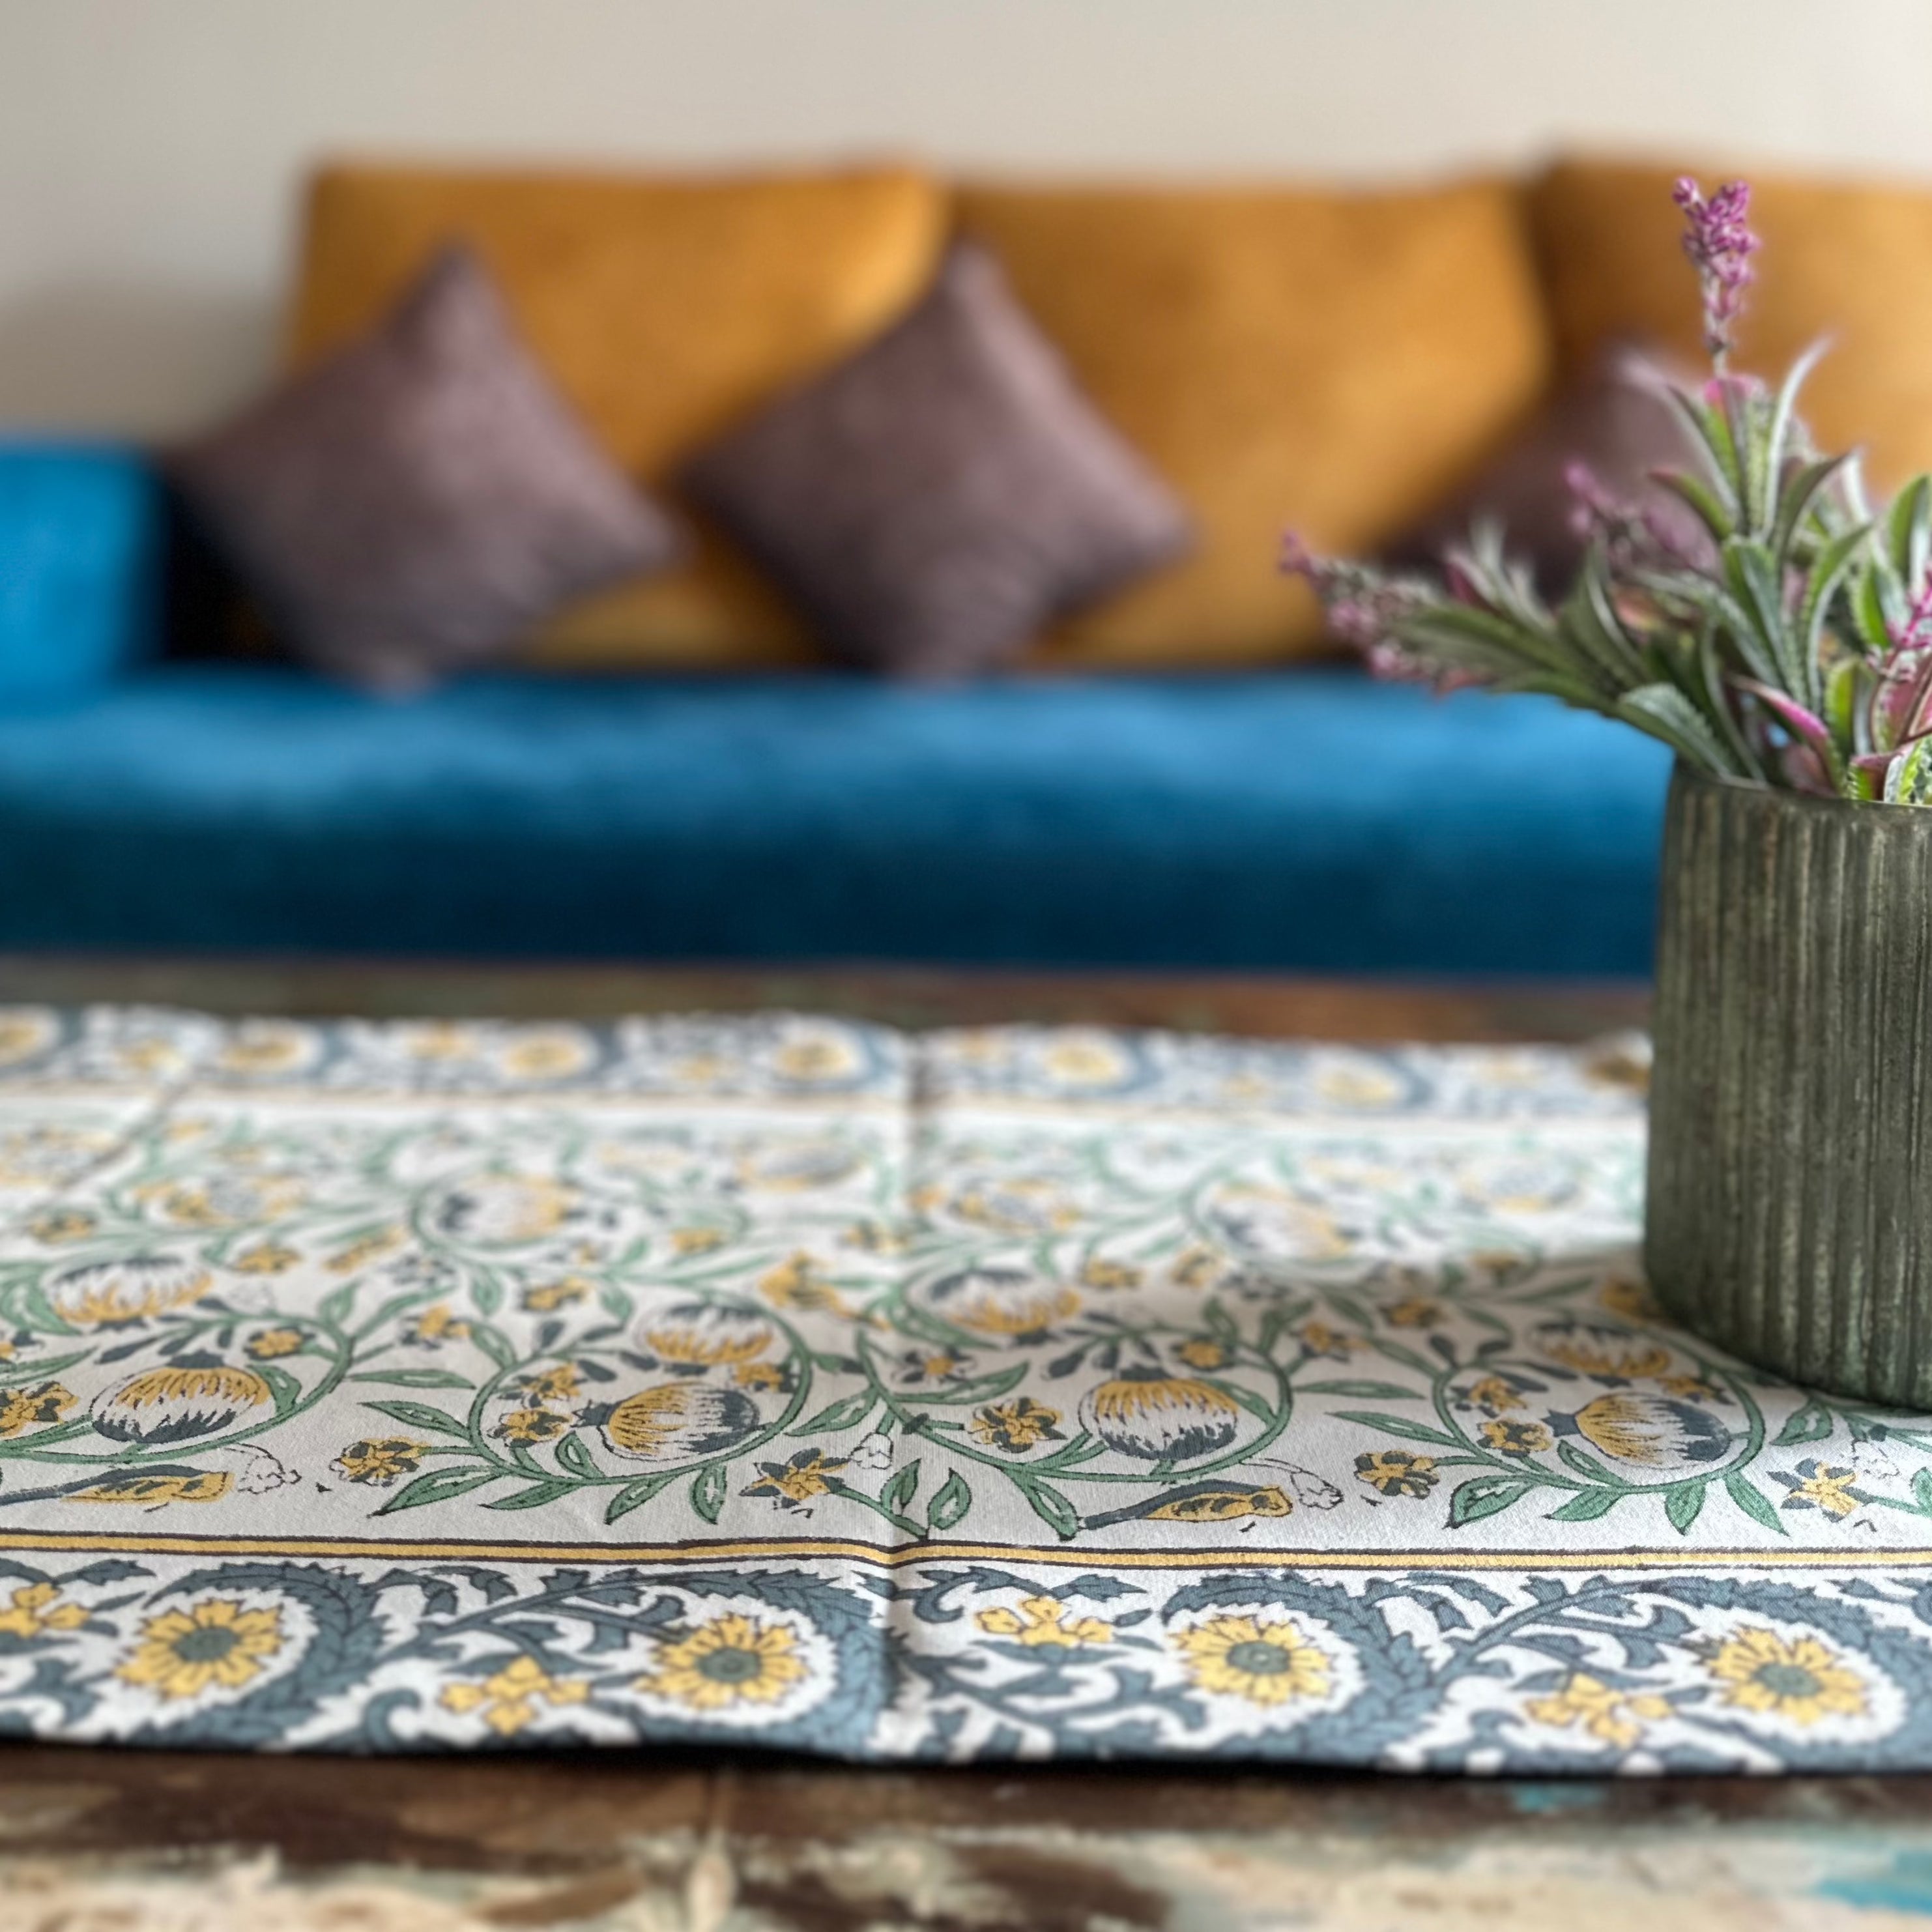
1675,176,1760,368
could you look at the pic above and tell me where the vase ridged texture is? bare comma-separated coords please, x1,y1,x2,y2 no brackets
1647,764,1932,1404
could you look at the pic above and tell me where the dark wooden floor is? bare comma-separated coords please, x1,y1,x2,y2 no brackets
5,957,1927,1929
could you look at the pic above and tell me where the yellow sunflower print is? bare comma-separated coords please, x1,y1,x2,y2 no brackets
116,1598,285,1701
1174,1615,1333,1707
1706,1627,1868,1727
635,1611,807,1712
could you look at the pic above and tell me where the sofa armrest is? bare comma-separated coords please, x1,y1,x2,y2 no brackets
0,442,161,703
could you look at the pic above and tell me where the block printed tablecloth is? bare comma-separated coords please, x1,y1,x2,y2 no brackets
0,1005,1927,1772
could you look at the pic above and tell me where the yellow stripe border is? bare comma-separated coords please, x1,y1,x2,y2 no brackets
2,1529,1930,1572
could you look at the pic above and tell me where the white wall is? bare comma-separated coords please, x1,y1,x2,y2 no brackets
5,0,1932,436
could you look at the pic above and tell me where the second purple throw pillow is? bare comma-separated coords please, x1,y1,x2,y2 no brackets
682,240,1192,677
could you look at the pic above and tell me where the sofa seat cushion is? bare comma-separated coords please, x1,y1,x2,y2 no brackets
0,667,1669,973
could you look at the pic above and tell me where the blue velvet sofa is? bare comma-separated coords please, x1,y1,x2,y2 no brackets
0,443,1671,975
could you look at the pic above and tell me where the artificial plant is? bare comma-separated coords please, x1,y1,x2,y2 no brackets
1284,177,1932,804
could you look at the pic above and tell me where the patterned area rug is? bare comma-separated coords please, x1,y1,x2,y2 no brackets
0,1005,1924,1771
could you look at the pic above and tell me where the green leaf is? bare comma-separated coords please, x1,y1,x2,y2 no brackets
1775,1400,1836,1447
1299,1379,1422,1400
1659,382,1742,513
1557,1441,1621,1484
1665,1482,1707,1534
470,1275,503,1318
1018,1478,1081,1541
483,1479,576,1511
880,1460,921,1515
790,1389,878,1436
1447,1474,1531,1528
1615,683,1737,775
690,1462,729,1523
256,1363,302,1414
927,1470,972,1532
1912,1468,1932,1518
1546,1487,1621,1523
553,1432,601,1481
1764,340,1828,499
605,1471,677,1524
1329,1410,1462,1449
1652,467,1733,545
318,1282,358,1328
374,1463,499,1515
1797,522,1873,705
1770,452,1849,570
1884,738,1932,807
1888,474,1932,584
470,1324,515,1372
1203,1299,1239,1345
1724,1471,1791,1536
361,1398,472,1440
349,1368,476,1389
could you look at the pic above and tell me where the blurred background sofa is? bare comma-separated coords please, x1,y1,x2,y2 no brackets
8,154,1931,975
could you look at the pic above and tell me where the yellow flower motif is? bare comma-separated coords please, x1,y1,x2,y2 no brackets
745,1449,849,1508
116,1599,284,1701
757,1254,852,1318
441,1654,588,1735
231,1243,300,1275
1467,1376,1525,1415
670,1228,727,1257
1525,1672,1673,1750
402,1302,472,1347
1041,1038,1129,1087
514,1363,581,1406
1383,1296,1443,1329
328,1226,404,1275
1480,1419,1553,1457
245,1327,304,1361
1600,1277,1661,1321
1706,1627,1868,1727
495,1406,568,1445
497,1032,592,1080
635,1611,808,1711
1788,1463,1862,1520
0,1582,88,1639
1080,1258,1142,1291
25,1209,94,1245
1660,1373,1724,1402
0,1382,74,1438
1175,1338,1229,1371
1538,1322,1672,1380
733,1360,788,1392
975,1596,1113,1648
1170,1247,1224,1291
1299,1321,1368,1359
840,1221,905,1254
954,1181,1076,1235
1355,1449,1438,1497
332,1437,429,1486
968,1396,1064,1453
1174,1615,1333,1707
521,1276,593,1312
771,1035,861,1084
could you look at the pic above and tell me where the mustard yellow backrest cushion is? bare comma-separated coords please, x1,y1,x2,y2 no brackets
288,163,948,667
1533,160,1932,494
955,179,1551,665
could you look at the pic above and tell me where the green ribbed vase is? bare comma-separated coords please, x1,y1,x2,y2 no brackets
1646,764,1932,1404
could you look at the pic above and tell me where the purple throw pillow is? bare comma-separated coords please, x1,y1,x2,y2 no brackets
1385,342,1712,597
681,240,1191,677
172,247,680,691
